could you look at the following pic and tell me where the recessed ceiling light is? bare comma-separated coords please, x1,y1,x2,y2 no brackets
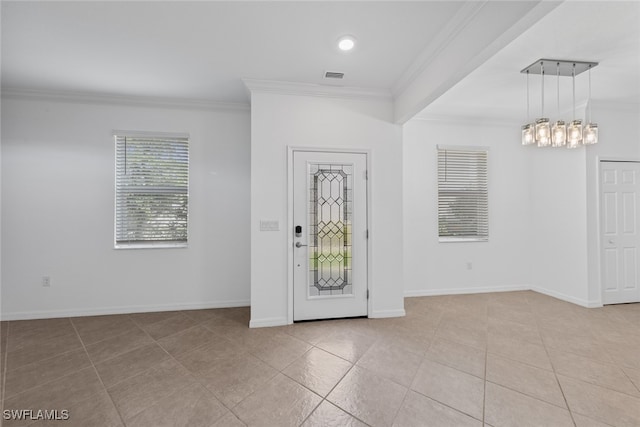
337,35,356,52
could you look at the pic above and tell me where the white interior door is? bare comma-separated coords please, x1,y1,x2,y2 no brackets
600,161,640,304
293,151,368,321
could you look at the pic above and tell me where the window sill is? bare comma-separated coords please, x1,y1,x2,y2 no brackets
114,242,188,250
438,237,488,243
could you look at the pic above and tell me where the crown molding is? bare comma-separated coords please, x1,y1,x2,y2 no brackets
242,79,392,102
412,100,591,127
411,113,520,128
393,1,562,125
0,87,250,112
392,1,487,97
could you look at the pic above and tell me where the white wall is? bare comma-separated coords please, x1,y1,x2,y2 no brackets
529,142,591,305
1,96,251,320
529,102,640,307
4,95,633,323
585,102,640,304
403,102,640,308
249,90,404,327
402,119,532,296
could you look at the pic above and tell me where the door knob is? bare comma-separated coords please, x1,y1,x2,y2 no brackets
295,242,307,248
608,239,615,244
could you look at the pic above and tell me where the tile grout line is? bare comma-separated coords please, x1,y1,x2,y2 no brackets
278,326,365,426
73,321,142,351
528,301,577,427
2,325,83,380
126,313,246,420
305,363,368,426
485,297,586,414
403,304,444,425
410,389,484,424
3,321,110,402
540,314,640,399
68,317,127,427
3,328,78,352
598,309,640,395
4,345,92,382
262,327,354,425
389,305,491,424
620,367,640,395
1,321,10,427
365,325,414,425
483,378,575,411
3,299,638,426
483,321,488,425
119,314,242,423
159,310,298,423
550,364,640,400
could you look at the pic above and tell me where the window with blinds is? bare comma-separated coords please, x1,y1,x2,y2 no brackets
114,133,189,248
437,146,488,242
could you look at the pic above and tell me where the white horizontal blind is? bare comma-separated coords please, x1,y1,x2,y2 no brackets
437,147,488,242
115,134,189,247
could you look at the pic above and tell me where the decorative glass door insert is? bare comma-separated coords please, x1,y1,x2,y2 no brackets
309,163,353,297
293,151,367,321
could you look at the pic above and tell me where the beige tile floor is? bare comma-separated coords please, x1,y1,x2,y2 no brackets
1,291,639,426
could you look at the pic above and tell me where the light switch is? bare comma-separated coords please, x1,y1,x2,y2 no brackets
260,220,280,231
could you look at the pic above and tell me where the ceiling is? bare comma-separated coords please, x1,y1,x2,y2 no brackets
0,1,465,102
2,1,639,122
417,1,640,122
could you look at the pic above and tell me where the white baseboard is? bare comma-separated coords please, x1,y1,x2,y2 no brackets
531,286,602,308
2,286,604,322
404,284,530,298
370,309,406,318
404,285,604,309
1,299,251,321
249,317,289,328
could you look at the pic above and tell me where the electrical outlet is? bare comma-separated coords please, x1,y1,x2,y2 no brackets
42,276,51,287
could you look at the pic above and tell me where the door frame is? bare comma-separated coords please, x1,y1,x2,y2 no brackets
597,157,640,304
287,146,372,324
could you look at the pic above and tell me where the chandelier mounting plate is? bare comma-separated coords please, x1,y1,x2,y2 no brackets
520,59,598,77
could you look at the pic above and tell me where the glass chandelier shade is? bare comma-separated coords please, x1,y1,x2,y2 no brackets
567,120,583,148
536,118,551,147
522,124,535,145
521,70,536,145
534,62,551,147
520,59,598,149
583,65,598,145
566,63,582,149
551,120,567,147
551,63,566,147
583,123,598,145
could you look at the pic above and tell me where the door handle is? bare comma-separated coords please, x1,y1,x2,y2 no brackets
295,242,307,248
608,239,615,244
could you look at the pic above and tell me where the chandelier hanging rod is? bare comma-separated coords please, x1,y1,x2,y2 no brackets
520,59,598,77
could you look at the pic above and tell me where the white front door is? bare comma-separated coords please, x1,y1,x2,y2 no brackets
600,161,640,304
293,151,368,321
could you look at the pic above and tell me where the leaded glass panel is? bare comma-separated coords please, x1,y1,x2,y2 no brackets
308,163,353,297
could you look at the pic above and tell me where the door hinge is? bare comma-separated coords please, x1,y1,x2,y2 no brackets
367,289,370,299
364,170,368,180
366,229,369,239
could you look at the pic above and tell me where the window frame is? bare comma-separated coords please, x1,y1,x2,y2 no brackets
113,130,190,249
437,145,489,243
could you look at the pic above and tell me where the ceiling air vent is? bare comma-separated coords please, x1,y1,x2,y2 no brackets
324,71,344,79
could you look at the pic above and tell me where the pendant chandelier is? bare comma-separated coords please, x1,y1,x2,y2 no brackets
521,59,598,148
